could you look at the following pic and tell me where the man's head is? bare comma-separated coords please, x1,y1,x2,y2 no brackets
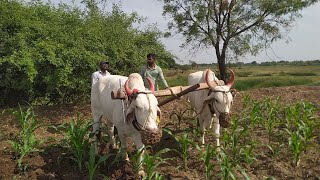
99,60,109,71
147,53,156,66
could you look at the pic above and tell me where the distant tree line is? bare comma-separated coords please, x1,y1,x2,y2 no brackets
0,0,176,107
234,60,320,66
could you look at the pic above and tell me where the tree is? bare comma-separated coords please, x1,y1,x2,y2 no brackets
0,0,175,107
161,0,319,81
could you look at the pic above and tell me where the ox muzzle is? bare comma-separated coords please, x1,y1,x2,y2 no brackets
219,112,231,128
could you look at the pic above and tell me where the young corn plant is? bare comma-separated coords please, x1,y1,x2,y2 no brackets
266,143,284,160
285,101,318,166
196,144,217,180
239,142,257,165
60,114,92,171
177,132,195,169
142,148,172,180
9,106,44,173
250,101,263,128
131,147,146,174
85,143,112,180
287,130,305,166
261,98,281,142
217,149,236,180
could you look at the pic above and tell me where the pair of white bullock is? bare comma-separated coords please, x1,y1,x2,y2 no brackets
91,69,235,174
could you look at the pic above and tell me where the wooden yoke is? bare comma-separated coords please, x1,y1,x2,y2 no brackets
158,83,200,107
110,80,225,106
111,82,213,100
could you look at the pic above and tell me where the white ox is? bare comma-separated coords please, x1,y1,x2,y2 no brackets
187,69,235,147
91,73,162,164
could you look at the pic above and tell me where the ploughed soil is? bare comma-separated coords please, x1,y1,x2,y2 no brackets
0,86,319,180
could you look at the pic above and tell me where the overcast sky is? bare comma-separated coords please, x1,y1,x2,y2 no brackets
53,0,320,64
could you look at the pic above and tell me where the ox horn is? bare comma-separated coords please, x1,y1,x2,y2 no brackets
146,77,155,93
226,68,235,88
124,79,133,96
124,79,139,96
205,69,217,89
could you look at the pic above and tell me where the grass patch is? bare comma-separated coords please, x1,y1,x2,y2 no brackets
255,73,272,76
236,72,252,77
234,77,314,91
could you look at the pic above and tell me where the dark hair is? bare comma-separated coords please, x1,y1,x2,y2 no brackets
100,60,109,65
147,53,156,59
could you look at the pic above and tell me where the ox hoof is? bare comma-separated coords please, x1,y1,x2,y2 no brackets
138,170,146,177
108,143,119,150
216,146,221,152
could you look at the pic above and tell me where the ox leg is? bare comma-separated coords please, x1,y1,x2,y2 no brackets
92,114,103,154
131,135,145,177
198,118,206,146
213,116,220,148
209,114,216,129
106,120,117,149
117,133,129,161
198,112,212,146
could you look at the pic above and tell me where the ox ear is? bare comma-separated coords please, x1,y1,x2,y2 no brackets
230,88,239,98
197,94,215,114
126,112,135,124
125,103,135,124
203,93,215,104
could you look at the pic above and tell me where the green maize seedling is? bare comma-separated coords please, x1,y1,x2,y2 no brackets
142,148,172,180
60,114,92,171
196,144,217,180
85,143,112,180
177,133,195,169
9,106,44,173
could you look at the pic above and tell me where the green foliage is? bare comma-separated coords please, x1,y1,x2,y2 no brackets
9,106,44,173
0,0,175,107
60,114,92,171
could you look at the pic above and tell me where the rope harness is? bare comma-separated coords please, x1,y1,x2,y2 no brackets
129,92,157,132
197,89,232,116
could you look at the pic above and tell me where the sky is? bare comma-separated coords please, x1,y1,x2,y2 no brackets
52,0,320,64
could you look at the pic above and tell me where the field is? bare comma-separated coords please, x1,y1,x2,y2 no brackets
0,64,320,180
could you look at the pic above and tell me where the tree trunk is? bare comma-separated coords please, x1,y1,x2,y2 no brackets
218,55,226,82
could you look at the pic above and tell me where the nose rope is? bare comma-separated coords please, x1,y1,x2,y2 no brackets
212,90,231,115
131,92,158,132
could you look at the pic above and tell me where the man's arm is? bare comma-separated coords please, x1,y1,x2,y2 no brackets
139,66,146,78
158,67,169,88
91,72,97,86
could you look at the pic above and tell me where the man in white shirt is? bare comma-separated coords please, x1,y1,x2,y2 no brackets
91,60,110,86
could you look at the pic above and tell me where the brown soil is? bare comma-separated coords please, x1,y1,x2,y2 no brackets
0,86,319,180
